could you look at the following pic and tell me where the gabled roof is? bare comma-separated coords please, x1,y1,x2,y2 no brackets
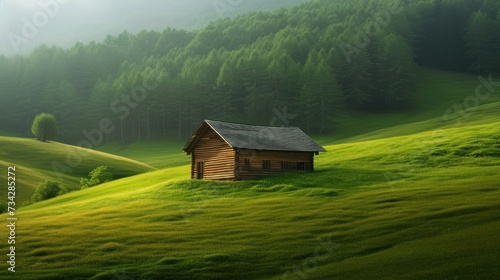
183,120,326,154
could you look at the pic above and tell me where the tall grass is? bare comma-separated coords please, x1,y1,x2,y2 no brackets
1,69,499,279
3,116,498,279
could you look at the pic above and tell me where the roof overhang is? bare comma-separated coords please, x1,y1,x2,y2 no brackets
183,120,327,154
183,120,235,154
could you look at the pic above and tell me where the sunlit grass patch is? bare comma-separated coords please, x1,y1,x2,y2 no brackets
2,101,500,278
0,136,156,206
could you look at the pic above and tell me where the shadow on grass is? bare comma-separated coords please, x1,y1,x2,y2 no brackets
278,167,388,189
164,167,389,199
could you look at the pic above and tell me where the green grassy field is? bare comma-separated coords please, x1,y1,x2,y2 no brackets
0,68,499,279
0,137,155,205
96,140,189,169
3,117,499,279
328,68,500,143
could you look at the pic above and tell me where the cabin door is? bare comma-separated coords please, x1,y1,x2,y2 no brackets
197,161,204,179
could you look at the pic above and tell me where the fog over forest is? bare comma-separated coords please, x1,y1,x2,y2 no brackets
0,0,309,56
1,0,499,143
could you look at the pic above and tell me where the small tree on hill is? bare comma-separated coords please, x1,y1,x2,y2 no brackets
31,113,58,142
80,166,113,189
31,181,65,203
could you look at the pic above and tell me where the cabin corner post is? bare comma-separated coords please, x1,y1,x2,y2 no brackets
311,152,315,172
234,149,240,180
191,152,196,179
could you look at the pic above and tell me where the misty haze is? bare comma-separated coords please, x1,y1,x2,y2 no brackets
0,0,308,56
0,0,499,279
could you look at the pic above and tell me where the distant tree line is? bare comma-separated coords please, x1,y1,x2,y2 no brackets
0,0,498,143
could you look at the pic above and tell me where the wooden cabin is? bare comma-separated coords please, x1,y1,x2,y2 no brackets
183,120,326,180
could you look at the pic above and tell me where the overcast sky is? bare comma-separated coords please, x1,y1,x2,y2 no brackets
0,0,221,55
0,0,309,56
0,0,217,56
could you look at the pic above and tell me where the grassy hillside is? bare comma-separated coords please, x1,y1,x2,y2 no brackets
96,140,189,169
2,97,499,278
1,67,499,278
99,67,496,164
329,67,500,143
0,137,155,205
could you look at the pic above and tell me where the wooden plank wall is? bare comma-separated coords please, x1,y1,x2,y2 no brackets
236,150,314,180
192,128,236,180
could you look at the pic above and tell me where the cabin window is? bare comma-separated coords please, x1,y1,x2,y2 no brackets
262,160,271,170
297,162,305,171
281,161,291,170
244,159,251,170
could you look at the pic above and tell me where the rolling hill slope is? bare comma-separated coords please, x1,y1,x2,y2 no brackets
1,97,499,279
329,67,500,143
1,67,499,278
0,137,155,205
96,140,189,169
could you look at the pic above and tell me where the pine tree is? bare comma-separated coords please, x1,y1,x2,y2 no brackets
375,34,415,111
340,48,372,110
241,50,274,124
298,51,343,133
496,10,500,72
464,11,495,73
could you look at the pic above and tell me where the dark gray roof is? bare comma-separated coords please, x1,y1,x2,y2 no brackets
184,120,326,153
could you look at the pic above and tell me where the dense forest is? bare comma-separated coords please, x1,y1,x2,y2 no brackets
0,0,499,144
0,0,311,56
